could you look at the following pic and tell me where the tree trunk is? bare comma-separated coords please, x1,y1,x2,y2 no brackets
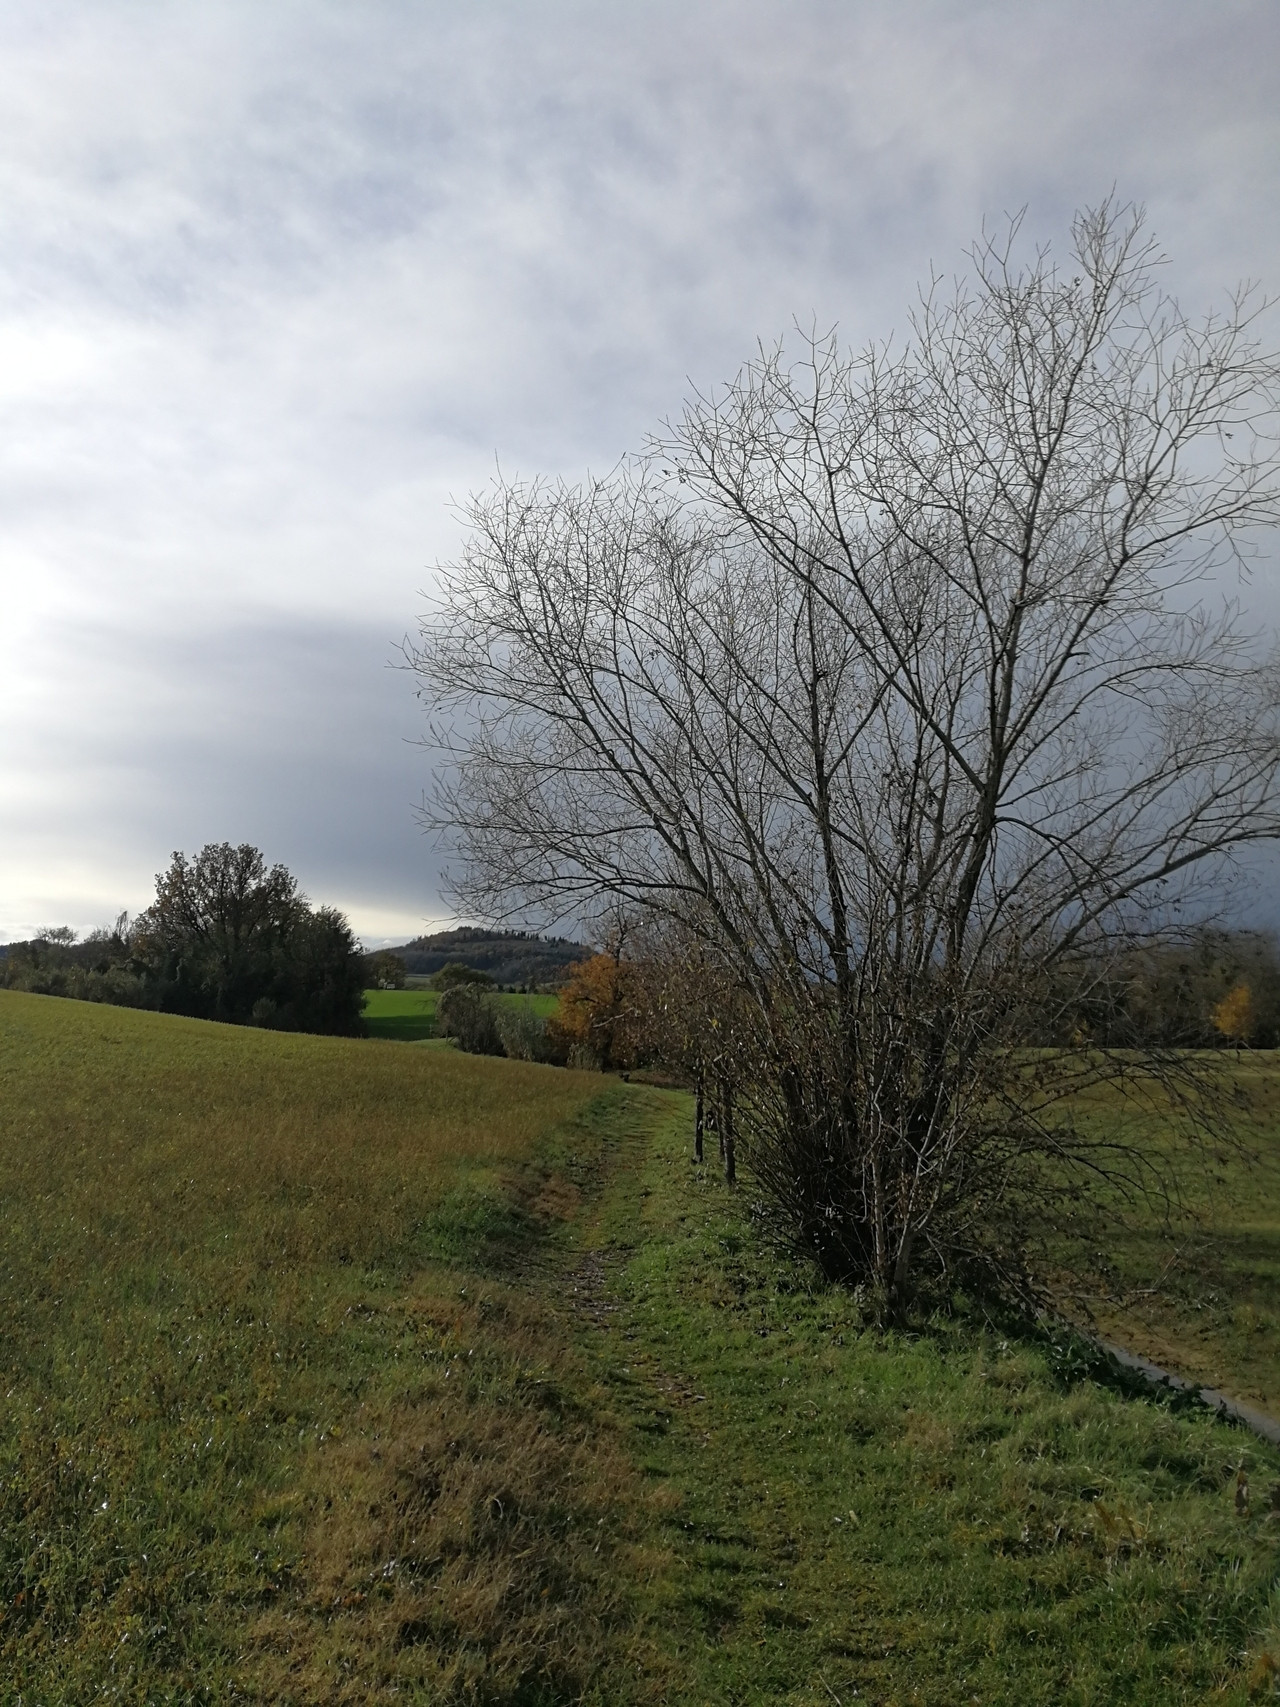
721,1080,736,1185
888,1225,916,1324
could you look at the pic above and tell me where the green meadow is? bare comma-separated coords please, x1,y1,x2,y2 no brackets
362,988,560,1042
1058,1056,1280,1420
361,985,442,1040
1,989,1278,1703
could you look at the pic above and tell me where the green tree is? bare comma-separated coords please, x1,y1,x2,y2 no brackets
362,950,408,989
429,961,494,992
135,844,365,1034
434,983,504,1054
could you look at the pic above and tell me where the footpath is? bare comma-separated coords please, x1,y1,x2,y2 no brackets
517,1082,1280,1706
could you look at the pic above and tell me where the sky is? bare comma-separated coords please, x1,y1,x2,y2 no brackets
1,0,1278,945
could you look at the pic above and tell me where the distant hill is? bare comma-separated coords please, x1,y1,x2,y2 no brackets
391,927,586,987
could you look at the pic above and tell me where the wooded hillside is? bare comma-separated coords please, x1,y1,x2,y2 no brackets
394,926,584,987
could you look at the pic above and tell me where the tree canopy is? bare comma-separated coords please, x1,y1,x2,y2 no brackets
135,844,365,1033
2,845,366,1037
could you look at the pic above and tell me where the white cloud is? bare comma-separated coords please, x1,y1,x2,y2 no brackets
0,0,1277,936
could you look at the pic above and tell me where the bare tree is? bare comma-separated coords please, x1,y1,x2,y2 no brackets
629,927,747,1178
412,203,1280,1315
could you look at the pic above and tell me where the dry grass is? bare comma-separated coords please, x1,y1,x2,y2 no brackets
249,1286,668,1705
1,986,592,1247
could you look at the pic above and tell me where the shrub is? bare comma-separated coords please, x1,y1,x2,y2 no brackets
495,1001,567,1065
435,984,505,1055
429,960,495,992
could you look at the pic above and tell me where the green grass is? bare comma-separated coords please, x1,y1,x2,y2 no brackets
575,1100,1280,1705
1,990,1278,1703
1053,1052,1280,1419
0,990,631,1702
500,991,560,1019
362,988,560,1042
362,985,441,1039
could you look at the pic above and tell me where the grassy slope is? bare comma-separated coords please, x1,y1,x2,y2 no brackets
362,988,559,1042
1,990,1278,1703
0,990,623,1702
1055,1054,1280,1417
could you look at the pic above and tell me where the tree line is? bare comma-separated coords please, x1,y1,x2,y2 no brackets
2,843,366,1034
390,926,586,986
439,924,1280,1073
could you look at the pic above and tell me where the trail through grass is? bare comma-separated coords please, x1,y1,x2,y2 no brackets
561,1097,1280,1705
2,991,1279,1703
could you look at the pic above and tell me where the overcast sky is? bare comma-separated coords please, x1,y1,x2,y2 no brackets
1,0,1277,944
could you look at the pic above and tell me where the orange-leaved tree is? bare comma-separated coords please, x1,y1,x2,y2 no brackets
551,953,646,1071
1212,982,1254,1048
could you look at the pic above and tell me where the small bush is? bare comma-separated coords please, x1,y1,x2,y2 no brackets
495,1001,567,1065
3,954,148,1009
436,985,505,1055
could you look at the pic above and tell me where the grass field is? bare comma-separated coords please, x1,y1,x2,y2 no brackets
0,990,620,1702
1,989,1278,1703
1055,1054,1280,1419
361,985,441,1040
362,988,560,1042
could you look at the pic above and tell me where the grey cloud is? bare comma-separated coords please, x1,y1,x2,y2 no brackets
0,0,1277,935
0,613,442,940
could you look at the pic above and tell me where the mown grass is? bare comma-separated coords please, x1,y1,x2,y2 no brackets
1052,1052,1280,1419
0,990,652,1703
588,1101,1280,1704
362,989,560,1042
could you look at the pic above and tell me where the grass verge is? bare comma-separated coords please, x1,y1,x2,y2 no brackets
1050,1053,1280,1419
